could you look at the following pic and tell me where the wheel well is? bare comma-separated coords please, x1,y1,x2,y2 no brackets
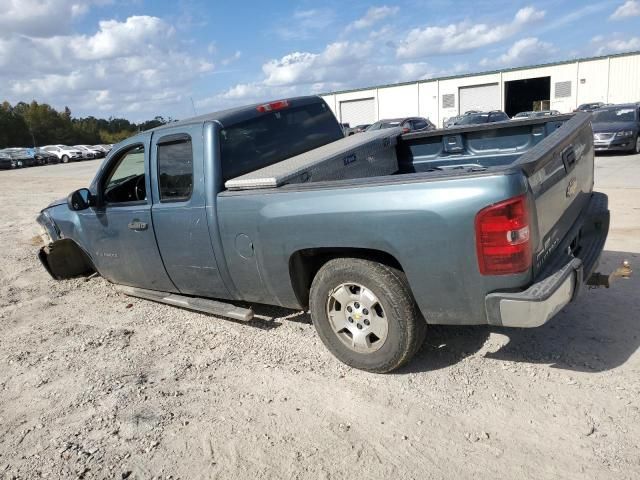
288,248,403,309
39,238,96,280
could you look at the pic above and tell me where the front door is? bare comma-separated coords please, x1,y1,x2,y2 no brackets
81,136,176,292
148,124,230,299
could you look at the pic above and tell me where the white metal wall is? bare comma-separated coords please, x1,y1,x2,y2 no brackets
321,52,640,127
339,98,376,126
459,83,501,113
377,84,419,118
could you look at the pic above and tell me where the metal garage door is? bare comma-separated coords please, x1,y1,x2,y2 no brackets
459,83,500,114
339,98,375,126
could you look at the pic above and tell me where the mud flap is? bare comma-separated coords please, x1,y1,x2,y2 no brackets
38,239,95,280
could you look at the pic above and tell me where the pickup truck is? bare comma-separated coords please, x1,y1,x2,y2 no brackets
36,96,621,373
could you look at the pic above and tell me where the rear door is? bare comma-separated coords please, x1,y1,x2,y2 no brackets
149,124,230,299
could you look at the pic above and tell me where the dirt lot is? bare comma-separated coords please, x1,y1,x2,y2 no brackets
1,153,639,479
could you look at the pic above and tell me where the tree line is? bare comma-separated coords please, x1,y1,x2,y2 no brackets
0,100,173,149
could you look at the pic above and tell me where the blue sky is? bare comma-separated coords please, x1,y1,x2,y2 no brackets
1,0,639,120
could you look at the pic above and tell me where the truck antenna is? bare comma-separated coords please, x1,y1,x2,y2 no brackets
190,97,198,116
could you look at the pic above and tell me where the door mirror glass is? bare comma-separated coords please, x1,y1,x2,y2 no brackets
67,188,94,211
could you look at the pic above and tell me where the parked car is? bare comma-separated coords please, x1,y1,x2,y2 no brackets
444,110,482,128
575,102,605,113
450,110,510,126
3,148,38,167
37,97,619,373
366,117,435,133
0,151,21,169
346,124,371,136
42,145,84,163
92,145,112,155
74,145,102,159
591,103,640,153
513,110,561,120
512,111,535,119
34,148,60,165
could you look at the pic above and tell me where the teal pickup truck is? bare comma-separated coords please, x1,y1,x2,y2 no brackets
36,96,624,373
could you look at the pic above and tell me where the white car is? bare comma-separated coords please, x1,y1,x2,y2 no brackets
42,145,84,163
74,145,102,159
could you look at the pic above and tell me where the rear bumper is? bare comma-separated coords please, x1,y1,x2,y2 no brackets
485,192,609,328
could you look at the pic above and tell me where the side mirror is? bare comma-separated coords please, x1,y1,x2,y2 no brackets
67,188,95,211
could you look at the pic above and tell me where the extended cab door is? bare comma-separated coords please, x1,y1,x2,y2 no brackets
82,135,176,291
149,124,230,299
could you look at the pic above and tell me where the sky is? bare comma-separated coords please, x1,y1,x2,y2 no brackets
1,0,639,121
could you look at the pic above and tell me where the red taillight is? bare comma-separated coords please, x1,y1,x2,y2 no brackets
475,195,531,275
256,100,289,113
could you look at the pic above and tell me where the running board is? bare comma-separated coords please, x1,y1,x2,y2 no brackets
116,285,254,322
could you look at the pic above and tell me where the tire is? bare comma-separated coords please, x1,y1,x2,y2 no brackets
634,135,640,154
61,155,69,164
309,258,426,373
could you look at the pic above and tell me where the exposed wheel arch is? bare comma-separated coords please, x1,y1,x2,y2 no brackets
38,238,96,280
288,247,404,309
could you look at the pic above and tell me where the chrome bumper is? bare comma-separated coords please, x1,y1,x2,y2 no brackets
485,192,609,328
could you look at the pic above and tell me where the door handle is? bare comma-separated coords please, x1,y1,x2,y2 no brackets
128,220,148,231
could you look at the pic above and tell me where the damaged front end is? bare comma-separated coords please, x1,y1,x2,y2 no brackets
36,211,95,280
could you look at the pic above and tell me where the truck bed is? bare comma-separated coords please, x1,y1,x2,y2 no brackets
224,114,576,192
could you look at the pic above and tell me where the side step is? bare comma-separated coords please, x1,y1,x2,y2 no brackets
116,285,254,322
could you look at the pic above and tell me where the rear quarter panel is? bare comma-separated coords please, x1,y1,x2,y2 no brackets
217,172,530,325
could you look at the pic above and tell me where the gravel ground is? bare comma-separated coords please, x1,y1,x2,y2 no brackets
0,153,639,479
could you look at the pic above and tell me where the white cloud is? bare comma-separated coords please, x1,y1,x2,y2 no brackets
202,41,441,112
396,6,545,59
0,13,214,120
221,50,242,66
592,34,640,55
275,9,335,40
480,37,555,67
610,0,640,19
0,0,104,37
348,6,399,30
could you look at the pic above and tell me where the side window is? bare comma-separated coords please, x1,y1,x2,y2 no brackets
157,135,193,202
412,119,428,130
103,145,146,204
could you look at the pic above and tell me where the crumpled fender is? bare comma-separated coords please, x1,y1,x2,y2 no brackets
38,239,95,280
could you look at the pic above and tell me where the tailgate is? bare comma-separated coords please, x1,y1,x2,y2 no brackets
513,112,595,275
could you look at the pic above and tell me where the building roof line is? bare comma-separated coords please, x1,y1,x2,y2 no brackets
319,50,640,97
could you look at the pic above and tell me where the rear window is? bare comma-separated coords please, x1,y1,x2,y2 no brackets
456,113,490,125
220,101,343,182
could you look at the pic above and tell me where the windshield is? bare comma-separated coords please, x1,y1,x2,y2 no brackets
592,107,637,123
456,113,490,125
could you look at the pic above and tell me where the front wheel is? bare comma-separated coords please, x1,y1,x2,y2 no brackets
61,155,69,163
309,258,426,373
634,135,640,154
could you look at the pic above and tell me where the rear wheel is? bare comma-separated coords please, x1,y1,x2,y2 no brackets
61,155,69,163
309,258,426,373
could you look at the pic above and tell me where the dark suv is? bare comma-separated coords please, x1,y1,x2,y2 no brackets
591,103,640,154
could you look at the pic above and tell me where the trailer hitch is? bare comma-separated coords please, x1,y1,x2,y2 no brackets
587,260,633,288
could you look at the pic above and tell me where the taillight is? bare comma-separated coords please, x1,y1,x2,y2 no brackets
256,100,289,113
475,195,531,275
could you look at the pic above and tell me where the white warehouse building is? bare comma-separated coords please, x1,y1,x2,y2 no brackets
320,51,640,128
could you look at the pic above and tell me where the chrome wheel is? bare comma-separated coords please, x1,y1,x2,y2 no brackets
326,282,388,353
